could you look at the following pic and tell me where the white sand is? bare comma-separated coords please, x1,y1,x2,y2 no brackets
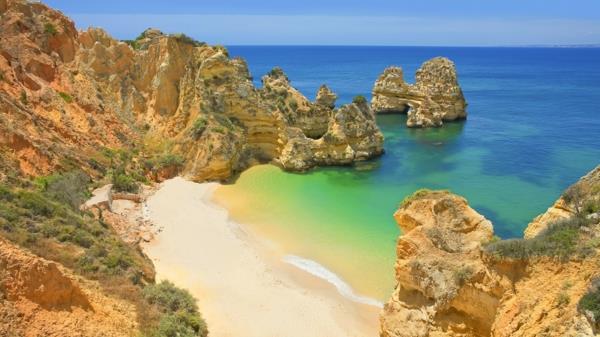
142,177,380,337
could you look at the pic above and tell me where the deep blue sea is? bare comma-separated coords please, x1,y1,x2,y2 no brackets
219,46,600,299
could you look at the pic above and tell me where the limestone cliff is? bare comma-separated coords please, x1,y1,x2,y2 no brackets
525,165,600,238
381,166,600,337
0,238,138,337
372,57,467,127
0,0,383,182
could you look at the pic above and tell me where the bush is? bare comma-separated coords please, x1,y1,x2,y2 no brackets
352,95,367,104
112,173,139,193
20,91,27,105
143,281,208,337
171,33,205,47
399,189,435,208
583,200,600,215
16,190,55,217
267,66,286,79
143,281,198,314
580,287,600,322
0,71,5,82
44,22,57,35
156,154,184,169
211,127,226,134
190,117,207,139
58,92,73,103
40,170,90,210
485,216,590,260
289,98,298,111
123,40,141,50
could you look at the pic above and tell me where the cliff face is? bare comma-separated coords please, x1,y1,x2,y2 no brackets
371,57,467,128
0,238,138,337
0,0,383,182
382,167,600,337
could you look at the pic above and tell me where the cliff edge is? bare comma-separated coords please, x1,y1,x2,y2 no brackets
382,165,600,337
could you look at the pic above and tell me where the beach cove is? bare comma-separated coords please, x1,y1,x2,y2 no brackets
142,177,380,337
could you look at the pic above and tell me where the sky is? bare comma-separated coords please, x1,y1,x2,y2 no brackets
44,0,600,46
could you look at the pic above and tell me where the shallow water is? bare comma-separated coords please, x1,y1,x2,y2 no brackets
216,46,600,301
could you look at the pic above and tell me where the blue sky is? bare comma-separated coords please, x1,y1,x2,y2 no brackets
45,0,600,46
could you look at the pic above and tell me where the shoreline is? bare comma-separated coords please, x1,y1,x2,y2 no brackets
141,177,380,337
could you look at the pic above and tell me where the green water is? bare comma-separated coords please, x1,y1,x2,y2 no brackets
217,115,594,301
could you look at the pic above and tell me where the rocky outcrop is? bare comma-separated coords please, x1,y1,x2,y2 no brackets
382,169,600,337
0,0,383,182
0,238,138,336
372,57,467,127
381,190,501,337
525,165,600,238
277,100,383,170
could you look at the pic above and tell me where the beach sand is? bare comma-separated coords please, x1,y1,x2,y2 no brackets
142,177,380,337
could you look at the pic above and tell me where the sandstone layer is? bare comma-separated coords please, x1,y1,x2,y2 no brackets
0,0,383,182
0,238,138,337
381,166,600,337
371,57,467,127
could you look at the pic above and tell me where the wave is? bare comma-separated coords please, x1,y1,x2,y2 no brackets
282,255,384,308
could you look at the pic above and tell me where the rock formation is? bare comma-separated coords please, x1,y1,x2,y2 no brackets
0,0,383,182
525,165,600,238
381,166,600,337
372,57,467,127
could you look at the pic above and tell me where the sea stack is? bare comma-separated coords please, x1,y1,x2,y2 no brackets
371,57,467,127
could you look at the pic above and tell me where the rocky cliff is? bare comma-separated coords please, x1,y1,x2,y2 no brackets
0,0,383,182
0,238,138,337
381,166,600,337
525,165,600,238
371,57,467,127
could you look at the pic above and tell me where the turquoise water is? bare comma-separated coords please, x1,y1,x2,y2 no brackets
218,47,600,300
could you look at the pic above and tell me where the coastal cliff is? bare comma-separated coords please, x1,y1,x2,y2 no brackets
0,0,383,182
381,165,600,337
371,57,467,127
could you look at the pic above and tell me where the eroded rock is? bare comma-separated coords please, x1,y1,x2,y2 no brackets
372,57,467,127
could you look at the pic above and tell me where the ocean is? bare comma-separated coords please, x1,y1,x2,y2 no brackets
215,46,600,301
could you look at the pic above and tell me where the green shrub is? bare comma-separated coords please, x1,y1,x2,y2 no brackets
352,95,367,104
58,92,73,103
40,170,90,210
579,287,600,321
143,281,198,313
214,114,235,131
267,66,286,79
289,98,298,111
0,71,5,82
214,44,228,56
143,281,208,337
16,190,55,217
20,91,27,105
123,40,141,50
485,216,590,260
44,22,57,35
211,127,226,134
112,173,139,193
172,33,205,47
156,154,185,168
557,291,570,306
583,200,600,215
190,117,207,139
399,189,435,208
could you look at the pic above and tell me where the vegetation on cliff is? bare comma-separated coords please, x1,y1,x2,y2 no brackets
485,216,597,260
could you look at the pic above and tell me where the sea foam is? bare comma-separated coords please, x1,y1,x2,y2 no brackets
283,255,384,308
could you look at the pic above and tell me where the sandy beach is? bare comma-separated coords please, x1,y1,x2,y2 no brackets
142,177,380,337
